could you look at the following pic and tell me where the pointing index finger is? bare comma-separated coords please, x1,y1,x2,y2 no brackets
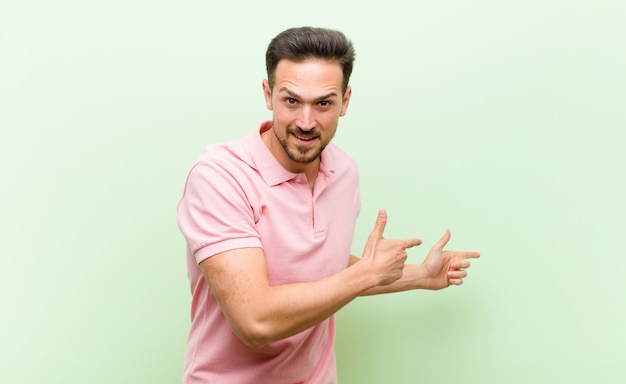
402,238,422,249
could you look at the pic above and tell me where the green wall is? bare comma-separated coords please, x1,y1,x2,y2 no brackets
2,1,624,383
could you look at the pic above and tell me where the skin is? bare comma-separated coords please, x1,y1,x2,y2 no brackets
261,58,351,187
199,58,480,348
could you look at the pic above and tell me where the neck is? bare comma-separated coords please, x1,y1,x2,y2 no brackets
304,162,320,191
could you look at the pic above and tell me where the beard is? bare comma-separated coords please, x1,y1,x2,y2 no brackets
273,124,332,164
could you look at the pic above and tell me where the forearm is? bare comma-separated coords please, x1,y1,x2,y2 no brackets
209,255,379,348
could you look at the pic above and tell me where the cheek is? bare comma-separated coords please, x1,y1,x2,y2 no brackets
272,106,296,124
321,113,341,128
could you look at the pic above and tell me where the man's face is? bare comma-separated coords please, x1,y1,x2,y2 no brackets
262,58,351,173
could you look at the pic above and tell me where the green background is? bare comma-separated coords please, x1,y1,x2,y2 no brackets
2,1,624,383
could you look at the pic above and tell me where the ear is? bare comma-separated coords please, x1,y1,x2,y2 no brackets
262,79,273,111
339,85,352,117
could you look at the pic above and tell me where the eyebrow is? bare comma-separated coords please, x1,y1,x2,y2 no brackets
278,87,339,102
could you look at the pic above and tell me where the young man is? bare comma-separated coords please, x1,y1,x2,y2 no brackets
177,27,479,384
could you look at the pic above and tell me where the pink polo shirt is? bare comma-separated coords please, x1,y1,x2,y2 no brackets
177,121,360,384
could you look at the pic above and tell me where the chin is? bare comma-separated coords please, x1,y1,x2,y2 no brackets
288,149,321,164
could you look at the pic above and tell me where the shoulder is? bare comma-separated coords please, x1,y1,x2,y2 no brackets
197,136,252,169
177,137,260,213
188,135,257,182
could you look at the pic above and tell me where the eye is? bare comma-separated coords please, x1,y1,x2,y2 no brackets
285,98,298,105
318,100,331,107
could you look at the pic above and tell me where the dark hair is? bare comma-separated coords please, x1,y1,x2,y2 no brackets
265,27,355,94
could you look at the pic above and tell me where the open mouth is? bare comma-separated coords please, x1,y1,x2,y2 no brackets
293,134,318,145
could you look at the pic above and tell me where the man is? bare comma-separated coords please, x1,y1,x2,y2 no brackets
177,27,479,384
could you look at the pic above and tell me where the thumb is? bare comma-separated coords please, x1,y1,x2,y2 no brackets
431,229,451,251
371,209,387,239
362,209,387,260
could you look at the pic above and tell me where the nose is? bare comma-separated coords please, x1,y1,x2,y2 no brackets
296,106,316,131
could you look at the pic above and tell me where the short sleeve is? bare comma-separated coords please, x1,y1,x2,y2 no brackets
177,158,262,264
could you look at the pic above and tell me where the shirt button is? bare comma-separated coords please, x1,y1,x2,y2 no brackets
295,178,301,183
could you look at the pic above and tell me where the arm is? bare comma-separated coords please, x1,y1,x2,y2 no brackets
200,209,420,348
351,228,480,295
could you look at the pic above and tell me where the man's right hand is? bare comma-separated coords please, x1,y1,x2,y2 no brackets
360,209,422,286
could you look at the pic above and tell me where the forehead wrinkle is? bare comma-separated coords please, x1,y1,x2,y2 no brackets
277,86,339,102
